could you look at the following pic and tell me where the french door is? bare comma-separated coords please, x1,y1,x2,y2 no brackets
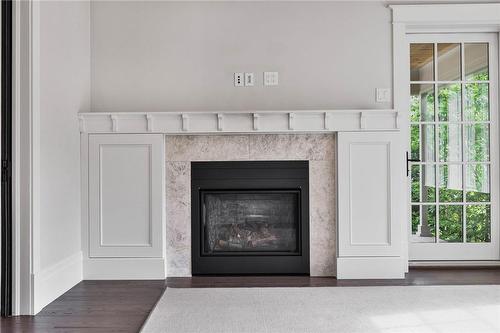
407,33,499,260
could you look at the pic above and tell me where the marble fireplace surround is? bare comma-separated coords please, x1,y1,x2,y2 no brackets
165,134,337,277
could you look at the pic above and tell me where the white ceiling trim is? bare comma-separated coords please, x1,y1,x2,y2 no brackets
390,4,500,33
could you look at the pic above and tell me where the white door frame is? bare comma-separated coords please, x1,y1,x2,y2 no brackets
12,0,40,315
391,4,500,265
406,32,499,260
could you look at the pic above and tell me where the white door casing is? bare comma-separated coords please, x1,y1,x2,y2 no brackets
391,4,500,264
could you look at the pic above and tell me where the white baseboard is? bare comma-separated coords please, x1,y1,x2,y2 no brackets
83,258,166,280
410,260,500,267
33,251,83,314
336,257,405,279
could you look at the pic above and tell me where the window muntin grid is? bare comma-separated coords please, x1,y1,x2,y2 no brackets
410,42,491,244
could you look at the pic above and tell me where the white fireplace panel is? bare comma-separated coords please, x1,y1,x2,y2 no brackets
99,145,151,246
338,132,402,258
349,142,390,245
88,134,164,258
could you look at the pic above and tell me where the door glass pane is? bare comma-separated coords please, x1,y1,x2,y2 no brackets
465,43,489,81
411,165,420,202
412,205,436,243
439,205,463,242
464,83,489,121
466,164,490,202
439,124,462,161
422,164,436,202
439,165,463,202
438,83,461,121
411,84,435,121
422,125,435,162
465,124,490,161
466,205,491,243
438,43,461,81
410,43,434,81
411,205,420,235
410,125,420,160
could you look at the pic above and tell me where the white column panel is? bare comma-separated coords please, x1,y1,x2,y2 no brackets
337,131,405,278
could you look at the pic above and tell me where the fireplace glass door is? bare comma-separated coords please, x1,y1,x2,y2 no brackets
201,190,300,255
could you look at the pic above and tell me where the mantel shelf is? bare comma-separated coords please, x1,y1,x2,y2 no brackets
78,109,400,134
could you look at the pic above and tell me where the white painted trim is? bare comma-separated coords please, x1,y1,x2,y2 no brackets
29,0,41,316
391,4,500,33
83,258,166,280
410,260,500,267
11,0,39,315
32,251,83,315
80,132,90,268
78,110,399,134
393,21,410,274
336,257,405,279
12,0,25,316
391,4,500,268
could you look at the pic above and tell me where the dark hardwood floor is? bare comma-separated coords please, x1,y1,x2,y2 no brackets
1,268,500,333
0,280,166,333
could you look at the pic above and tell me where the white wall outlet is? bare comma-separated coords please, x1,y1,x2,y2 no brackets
264,72,279,86
376,88,391,103
234,73,244,87
244,73,254,86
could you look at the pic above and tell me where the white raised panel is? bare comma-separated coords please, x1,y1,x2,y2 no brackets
338,132,403,258
89,134,164,257
349,142,390,246
99,144,152,247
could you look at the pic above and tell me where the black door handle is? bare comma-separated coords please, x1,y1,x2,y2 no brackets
406,151,421,177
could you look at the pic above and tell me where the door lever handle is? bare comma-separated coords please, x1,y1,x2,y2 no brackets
406,151,421,177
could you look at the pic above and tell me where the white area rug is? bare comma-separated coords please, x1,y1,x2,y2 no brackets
141,286,500,333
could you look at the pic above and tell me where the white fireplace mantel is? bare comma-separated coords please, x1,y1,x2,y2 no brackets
78,109,400,134
80,109,406,280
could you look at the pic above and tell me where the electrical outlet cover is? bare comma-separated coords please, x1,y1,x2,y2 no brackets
234,73,244,87
376,88,391,102
244,73,254,86
264,72,279,86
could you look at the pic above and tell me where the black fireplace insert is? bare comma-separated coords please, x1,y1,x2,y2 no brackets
191,161,309,275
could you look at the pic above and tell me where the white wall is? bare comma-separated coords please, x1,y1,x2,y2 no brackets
40,0,89,270
90,1,393,112
35,0,90,312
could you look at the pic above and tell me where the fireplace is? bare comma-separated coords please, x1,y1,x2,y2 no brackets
191,161,309,275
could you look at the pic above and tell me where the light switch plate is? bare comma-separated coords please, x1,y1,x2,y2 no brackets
234,73,244,87
376,88,391,103
244,73,254,86
264,72,279,86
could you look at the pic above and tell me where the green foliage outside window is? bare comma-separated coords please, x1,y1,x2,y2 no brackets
410,72,491,243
